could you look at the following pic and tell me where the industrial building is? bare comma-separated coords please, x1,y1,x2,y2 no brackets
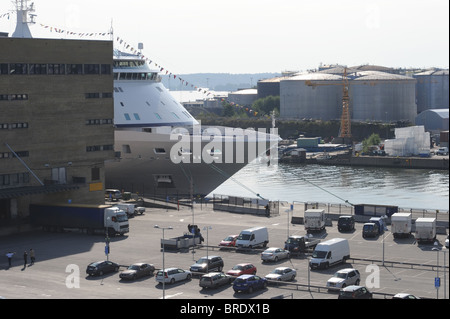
415,109,449,132
227,88,258,107
414,69,449,113
0,37,114,228
280,67,417,123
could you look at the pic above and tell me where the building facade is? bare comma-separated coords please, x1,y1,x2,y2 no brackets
0,37,114,225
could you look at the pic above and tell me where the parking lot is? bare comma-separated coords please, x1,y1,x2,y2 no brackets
0,203,448,300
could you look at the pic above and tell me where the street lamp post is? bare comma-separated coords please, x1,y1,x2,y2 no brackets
432,244,447,300
154,225,173,300
203,226,212,273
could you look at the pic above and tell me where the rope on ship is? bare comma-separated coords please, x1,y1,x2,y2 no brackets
209,164,267,201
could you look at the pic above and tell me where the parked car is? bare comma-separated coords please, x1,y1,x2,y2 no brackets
362,222,379,238
445,234,449,249
261,247,290,262
226,263,257,277
190,256,224,273
338,215,355,232
199,272,233,289
326,268,361,291
219,235,238,248
86,260,120,276
155,268,192,284
119,263,155,280
392,293,420,299
338,285,372,299
233,274,268,294
436,147,449,155
265,267,296,281
105,189,122,201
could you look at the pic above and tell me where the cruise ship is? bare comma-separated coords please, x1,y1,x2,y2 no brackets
106,49,278,197
6,0,278,198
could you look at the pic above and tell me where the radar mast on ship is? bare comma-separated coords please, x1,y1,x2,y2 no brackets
11,0,36,38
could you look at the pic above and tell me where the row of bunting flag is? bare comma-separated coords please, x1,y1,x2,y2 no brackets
0,14,265,117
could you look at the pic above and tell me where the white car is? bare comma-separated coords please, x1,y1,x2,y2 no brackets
155,268,192,284
261,247,290,262
326,268,360,291
445,235,449,249
265,267,297,281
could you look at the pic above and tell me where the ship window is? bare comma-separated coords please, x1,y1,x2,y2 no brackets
120,102,124,107
146,101,151,106
119,73,126,80
114,87,120,92
154,148,166,154
156,86,163,93
171,112,180,119
154,113,162,120
134,113,141,120
124,113,131,121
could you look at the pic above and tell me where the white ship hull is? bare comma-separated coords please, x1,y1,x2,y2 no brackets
105,128,275,197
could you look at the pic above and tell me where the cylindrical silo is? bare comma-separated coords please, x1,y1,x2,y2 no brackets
350,71,417,123
280,72,343,120
414,69,449,113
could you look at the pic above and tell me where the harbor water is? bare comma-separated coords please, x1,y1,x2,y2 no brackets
209,160,449,211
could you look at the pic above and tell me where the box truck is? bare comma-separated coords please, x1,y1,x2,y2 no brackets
29,204,129,236
309,238,350,270
391,213,412,238
235,227,269,249
304,209,326,232
415,217,436,243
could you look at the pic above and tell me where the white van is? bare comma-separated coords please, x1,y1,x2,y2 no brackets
309,238,350,270
235,227,269,249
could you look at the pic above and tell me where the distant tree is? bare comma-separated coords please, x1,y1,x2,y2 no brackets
252,95,280,115
222,103,235,117
362,133,381,153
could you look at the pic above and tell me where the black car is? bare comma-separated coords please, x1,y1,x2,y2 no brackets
119,263,155,280
338,285,373,299
86,260,120,276
338,215,355,232
190,256,224,273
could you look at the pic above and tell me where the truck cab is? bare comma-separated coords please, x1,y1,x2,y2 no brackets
285,235,307,252
104,206,129,236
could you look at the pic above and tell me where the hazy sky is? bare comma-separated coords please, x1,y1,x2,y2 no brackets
1,0,449,74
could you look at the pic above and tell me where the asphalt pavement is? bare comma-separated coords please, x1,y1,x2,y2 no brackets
0,203,448,301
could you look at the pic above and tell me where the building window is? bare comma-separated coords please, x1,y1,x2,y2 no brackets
29,64,47,75
101,64,111,75
85,92,100,99
9,63,27,75
84,64,100,75
0,63,8,75
102,92,113,98
48,64,66,75
91,167,100,181
67,64,83,75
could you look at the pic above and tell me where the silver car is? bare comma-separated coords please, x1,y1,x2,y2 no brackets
155,268,192,284
326,268,360,291
199,272,233,289
265,267,297,281
261,247,290,262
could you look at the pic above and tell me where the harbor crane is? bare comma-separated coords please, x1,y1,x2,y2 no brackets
305,68,352,144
